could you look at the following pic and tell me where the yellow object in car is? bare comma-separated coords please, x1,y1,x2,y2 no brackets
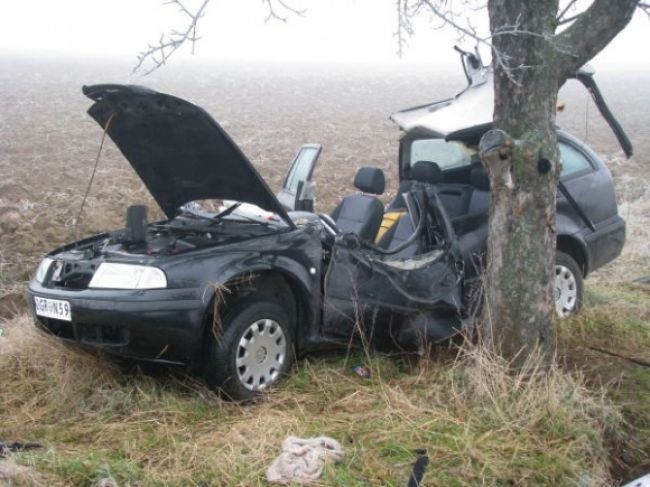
376,211,406,242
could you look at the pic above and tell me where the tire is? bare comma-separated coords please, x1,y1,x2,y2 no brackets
554,251,583,318
203,299,294,400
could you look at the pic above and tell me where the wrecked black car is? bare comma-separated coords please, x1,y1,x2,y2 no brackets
28,84,464,399
28,55,627,399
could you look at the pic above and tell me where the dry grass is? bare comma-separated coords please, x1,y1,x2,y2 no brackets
0,313,625,486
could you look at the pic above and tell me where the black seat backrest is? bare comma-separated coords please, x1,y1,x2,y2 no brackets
467,167,490,215
389,161,443,210
377,213,420,259
436,185,474,219
330,167,385,241
410,160,443,185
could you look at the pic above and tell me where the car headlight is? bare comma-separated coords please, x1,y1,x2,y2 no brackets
88,263,167,290
35,257,54,283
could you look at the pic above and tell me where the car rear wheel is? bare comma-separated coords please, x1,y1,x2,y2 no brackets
203,299,294,400
555,251,583,318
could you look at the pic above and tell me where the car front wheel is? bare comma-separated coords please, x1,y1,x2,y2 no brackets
554,251,583,318
203,299,294,400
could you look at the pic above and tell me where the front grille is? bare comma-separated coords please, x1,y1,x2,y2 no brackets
35,318,129,346
78,323,129,346
37,318,75,340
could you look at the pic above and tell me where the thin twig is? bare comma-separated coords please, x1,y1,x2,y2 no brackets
639,2,650,19
133,0,210,75
556,0,579,23
262,0,305,23
589,346,650,368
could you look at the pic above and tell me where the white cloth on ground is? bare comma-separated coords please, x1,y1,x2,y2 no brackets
266,436,344,485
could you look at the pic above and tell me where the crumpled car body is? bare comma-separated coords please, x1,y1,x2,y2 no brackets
388,51,627,311
27,84,466,398
27,54,628,397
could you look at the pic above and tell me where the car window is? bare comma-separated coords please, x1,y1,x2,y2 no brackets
409,139,475,171
559,142,592,178
284,146,319,194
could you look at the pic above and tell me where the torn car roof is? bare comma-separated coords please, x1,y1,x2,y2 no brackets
390,73,494,138
390,60,632,157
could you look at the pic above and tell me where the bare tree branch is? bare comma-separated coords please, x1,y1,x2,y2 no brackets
135,0,305,74
555,0,639,77
134,0,210,75
395,0,418,57
556,0,579,23
395,1,574,85
261,0,305,22
639,2,650,19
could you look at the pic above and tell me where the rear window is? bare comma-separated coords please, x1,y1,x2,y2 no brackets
559,142,593,178
409,139,475,171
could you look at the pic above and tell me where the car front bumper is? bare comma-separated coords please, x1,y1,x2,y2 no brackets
27,282,210,366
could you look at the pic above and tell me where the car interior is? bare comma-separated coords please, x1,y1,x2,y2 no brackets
329,166,385,242
329,160,491,270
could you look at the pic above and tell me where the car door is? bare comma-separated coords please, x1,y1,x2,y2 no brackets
276,144,322,212
557,135,618,229
322,187,463,343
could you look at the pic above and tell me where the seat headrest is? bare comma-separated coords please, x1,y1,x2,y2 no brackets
411,161,443,184
470,167,490,191
354,166,385,195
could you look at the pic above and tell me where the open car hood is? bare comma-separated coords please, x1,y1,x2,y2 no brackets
390,52,632,157
83,84,294,224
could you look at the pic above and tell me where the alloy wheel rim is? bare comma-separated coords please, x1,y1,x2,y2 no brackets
555,264,577,318
236,318,286,391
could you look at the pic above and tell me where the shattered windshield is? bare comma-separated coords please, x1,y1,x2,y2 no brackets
409,139,476,170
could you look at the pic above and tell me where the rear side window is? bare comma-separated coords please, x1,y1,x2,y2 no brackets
559,142,592,178
409,139,475,171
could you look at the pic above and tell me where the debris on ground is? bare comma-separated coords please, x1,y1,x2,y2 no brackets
351,365,372,379
266,436,343,485
94,476,119,487
0,441,42,458
407,448,429,487
622,473,650,487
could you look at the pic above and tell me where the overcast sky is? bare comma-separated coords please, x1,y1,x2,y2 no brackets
0,0,648,69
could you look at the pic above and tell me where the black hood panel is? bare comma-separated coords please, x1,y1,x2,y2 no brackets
83,84,292,222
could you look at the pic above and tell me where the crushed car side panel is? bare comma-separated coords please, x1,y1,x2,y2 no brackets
322,186,464,348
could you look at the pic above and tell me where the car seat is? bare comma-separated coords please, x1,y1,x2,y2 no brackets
376,213,420,259
389,161,443,210
453,167,491,274
330,166,385,241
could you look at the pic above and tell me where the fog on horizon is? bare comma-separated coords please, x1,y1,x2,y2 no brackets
1,0,649,75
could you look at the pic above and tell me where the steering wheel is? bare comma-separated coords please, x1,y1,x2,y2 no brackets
317,213,340,236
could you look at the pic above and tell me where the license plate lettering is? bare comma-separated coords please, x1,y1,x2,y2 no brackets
34,297,72,321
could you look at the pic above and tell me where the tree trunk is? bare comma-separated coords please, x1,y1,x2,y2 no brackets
480,0,562,364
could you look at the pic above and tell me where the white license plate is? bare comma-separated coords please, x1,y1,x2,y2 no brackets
34,297,72,321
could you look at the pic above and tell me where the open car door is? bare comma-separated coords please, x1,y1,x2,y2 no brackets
276,144,322,212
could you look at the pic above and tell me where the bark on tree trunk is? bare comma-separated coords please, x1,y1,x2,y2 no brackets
480,0,562,364
469,0,637,365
